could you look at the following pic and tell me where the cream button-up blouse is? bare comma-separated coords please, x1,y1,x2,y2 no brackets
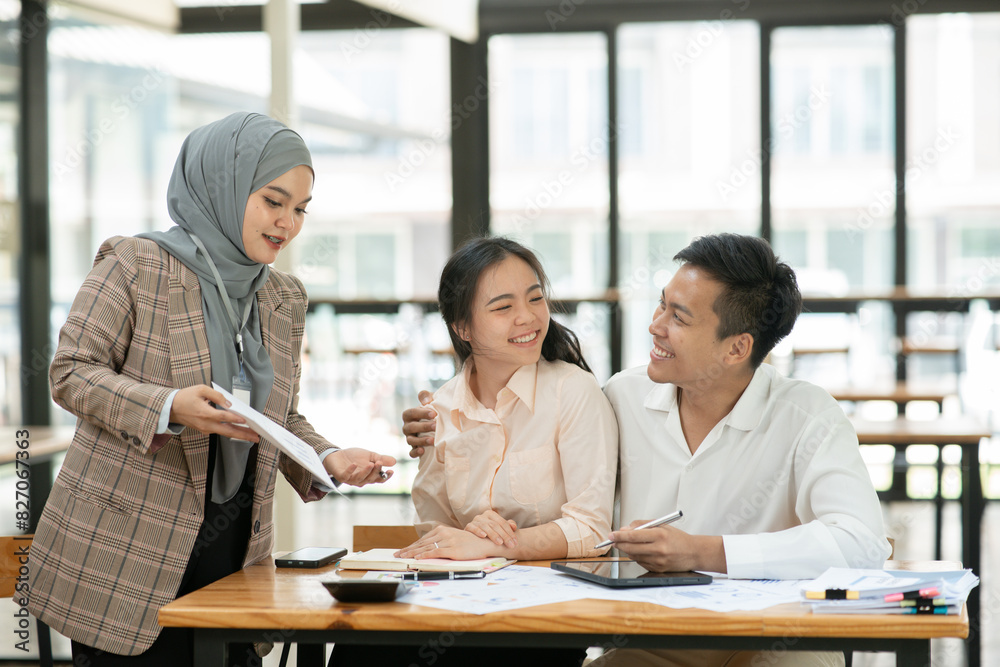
412,359,618,558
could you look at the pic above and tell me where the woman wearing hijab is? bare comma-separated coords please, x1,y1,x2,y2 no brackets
27,112,395,667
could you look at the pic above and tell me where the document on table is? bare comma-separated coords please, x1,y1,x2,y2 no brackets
363,565,977,617
389,565,601,614
379,566,806,615
624,577,805,612
561,573,805,612
212,382,334,489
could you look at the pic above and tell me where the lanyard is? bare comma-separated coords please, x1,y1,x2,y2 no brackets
187,232,254,377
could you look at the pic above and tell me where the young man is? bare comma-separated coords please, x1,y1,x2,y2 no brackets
404,234,889,667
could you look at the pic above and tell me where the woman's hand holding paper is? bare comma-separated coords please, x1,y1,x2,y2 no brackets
170,384,260,442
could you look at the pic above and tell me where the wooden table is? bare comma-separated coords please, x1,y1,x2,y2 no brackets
159,558,969,667
852,416,990,667
833,386,952,554
835,384,952,516
802,288,1000,314
0,426,74,465
830,382,951,413
0,426,74,532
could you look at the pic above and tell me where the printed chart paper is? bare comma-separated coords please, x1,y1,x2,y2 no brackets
212,382,333,488
378,566,805,615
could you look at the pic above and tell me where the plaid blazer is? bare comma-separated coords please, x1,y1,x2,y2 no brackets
27,236,335,655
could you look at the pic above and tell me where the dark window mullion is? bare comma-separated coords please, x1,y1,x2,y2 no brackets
894,22,907,288
760,22,773,243
19,0,51,426
607,27,622,374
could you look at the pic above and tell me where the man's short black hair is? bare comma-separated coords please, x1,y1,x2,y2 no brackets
674,233,802,369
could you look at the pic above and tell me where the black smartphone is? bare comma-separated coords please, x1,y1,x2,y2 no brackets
322,579,415,602
275,547,348,568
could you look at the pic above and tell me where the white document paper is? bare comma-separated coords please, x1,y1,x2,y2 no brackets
388,565,807,616
546,570,806,612
625,578,806,612
212,382,333,488
394,565,599,614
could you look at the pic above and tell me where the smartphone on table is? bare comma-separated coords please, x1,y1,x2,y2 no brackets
275,547,348,568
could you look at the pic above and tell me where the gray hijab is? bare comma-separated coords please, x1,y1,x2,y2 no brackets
139,112,313,502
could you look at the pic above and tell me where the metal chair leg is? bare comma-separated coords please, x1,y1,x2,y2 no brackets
37,619,53,667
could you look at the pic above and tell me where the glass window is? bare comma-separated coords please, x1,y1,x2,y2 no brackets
291,29,451,303
48,16,181,318
488,33,611,380
907,13,1000,291
770,26,895,384
287,29,452,482
489,32,609,298
617,21,760,370
770,25,895,294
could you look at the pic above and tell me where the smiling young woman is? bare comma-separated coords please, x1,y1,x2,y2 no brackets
27,112,395,667
404,237,615,565
330,236,619,667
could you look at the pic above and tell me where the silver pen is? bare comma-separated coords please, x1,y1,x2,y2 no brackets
595,510,683,549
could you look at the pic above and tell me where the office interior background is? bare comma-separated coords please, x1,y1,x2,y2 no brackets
0,0,999,663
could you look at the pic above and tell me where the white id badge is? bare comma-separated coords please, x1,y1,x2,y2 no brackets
232,376,252,407
231,376,253,444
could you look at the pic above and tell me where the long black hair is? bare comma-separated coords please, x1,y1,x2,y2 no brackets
438,236,592,374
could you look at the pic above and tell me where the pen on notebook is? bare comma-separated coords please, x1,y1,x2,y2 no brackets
595,510,683,549
402,571,485,581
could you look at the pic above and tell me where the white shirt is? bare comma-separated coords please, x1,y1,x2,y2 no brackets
413,359,619,558
605,363,890,579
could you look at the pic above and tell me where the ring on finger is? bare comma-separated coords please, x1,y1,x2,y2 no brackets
434,542,439,549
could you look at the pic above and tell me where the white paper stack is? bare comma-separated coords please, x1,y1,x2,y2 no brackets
801,567,978,615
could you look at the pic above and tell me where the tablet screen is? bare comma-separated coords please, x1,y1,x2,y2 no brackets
551,560,712,588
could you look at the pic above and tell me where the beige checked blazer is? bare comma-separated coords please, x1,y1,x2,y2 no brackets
27,236,335,655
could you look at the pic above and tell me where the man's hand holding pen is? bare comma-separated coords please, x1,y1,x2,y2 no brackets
324,447,396,487
610,516,727,575
595,510,682,549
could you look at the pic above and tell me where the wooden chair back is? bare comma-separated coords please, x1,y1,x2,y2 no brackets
1,534,52,667
1,534,33,597
352,525,418,552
